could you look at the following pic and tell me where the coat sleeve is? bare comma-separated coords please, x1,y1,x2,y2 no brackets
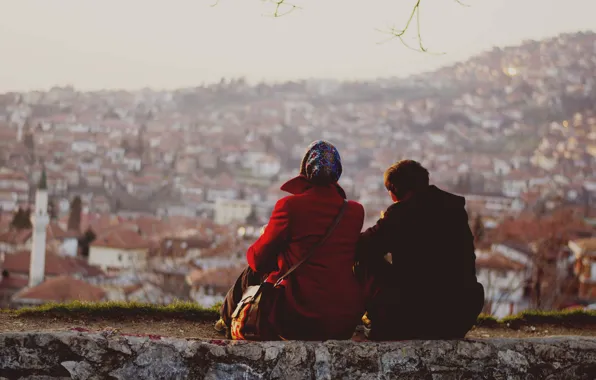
356,205,397,264
247,197,290,273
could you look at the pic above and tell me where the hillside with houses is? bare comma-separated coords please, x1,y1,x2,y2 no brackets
1,32,596,317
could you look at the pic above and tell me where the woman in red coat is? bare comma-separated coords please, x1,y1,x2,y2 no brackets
218,140,365,340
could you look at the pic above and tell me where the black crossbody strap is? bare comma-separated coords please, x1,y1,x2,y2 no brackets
274,199,349,287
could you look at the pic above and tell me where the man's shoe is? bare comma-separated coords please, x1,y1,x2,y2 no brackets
361,312,373,339
214,318,228,335
361,312,372,329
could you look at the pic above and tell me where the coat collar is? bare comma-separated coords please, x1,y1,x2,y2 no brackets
280,175,347,199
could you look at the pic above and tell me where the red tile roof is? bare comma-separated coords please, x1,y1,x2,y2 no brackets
58,213,119,235
92,228,150,250
0,229,32,245
0,172,28,181
476,253,526,271
13,276,106,302
0,217,11,233
0,223,77,244
0,275,28,290
47,222,79,240
133,216,171,238
0,250,104,277
187,265,244,289
122,283,143,295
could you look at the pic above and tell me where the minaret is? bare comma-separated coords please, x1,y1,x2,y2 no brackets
29,168,49,287
17,122,23,142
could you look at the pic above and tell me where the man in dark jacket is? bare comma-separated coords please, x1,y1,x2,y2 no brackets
356,160,484,340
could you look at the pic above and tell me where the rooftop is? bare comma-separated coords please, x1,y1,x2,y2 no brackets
12,276,106,303
476,253,527,271
570,237,596,253
0,251,104,277
92,228,151,250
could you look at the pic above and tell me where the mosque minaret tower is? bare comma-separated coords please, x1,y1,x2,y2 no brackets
28,168,49,287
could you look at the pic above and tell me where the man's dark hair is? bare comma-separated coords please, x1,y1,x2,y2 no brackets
384,160,430,199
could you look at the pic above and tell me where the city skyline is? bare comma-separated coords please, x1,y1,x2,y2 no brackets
1,0,596,92
0,26,595,320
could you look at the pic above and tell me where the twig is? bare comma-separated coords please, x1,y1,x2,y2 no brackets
379,0,448,55
377,27,444,55
379,0,429,52
416,1,426,52
378,0,465,53
390,0,421,40
266,0,300,18
210,0,220,7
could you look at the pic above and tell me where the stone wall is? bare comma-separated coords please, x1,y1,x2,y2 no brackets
1,332,595,379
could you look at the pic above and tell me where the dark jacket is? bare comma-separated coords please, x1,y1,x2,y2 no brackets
357,185,483,313
247,175,366,340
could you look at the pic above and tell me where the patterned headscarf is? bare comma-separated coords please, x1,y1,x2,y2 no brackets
300,140,342,185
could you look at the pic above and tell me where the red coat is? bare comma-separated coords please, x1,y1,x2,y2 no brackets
247,176,366,340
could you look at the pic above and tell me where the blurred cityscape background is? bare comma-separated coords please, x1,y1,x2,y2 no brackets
1,1,596,318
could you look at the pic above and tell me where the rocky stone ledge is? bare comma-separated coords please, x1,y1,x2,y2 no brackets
1,332,595,379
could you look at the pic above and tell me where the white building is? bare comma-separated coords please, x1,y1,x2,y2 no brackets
502,178,529,198
241,152,281,178
89,228,149,272
491,242,534,269
0,170,29,192
493,159,512,176
60,238,79,257
107,147,126,163
256,157,281,178
29,170,49,288
206,188,238,203
214,198,252,225
123,155,142,172
476,252,529,318
71,140,97,154
0,191,18,212
250,155,281,178
159,204,197,218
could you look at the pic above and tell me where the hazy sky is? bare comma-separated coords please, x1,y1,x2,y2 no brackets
1,0,595,92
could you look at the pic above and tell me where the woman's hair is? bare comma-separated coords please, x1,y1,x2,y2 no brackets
300,140,342,185
384,160,429,199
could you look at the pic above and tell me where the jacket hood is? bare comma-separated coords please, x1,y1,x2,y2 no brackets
425,185,466,209
280,175,347,199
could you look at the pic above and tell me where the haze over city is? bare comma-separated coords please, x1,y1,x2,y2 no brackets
2,0,596,342
1,0,596,91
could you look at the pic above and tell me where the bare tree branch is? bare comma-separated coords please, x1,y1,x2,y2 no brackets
388,0,421,40
379,0,468,53
267,0,301,18
209,0,467,53
416,0,426,52
378,0,433,53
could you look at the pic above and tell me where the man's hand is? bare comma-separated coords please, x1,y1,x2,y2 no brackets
357,206,393,265
384,253,393,264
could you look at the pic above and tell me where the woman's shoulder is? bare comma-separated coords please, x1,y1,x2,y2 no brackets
345,200,365,221
346,199,364,212
272,195,294,210
279,194,363,214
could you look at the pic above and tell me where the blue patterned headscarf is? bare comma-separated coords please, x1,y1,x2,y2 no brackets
300,140,342,185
